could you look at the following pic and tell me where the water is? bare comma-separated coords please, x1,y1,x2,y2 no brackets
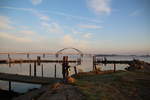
0,54,150,93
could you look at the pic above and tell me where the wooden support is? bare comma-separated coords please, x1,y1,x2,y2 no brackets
43,54,45,58
9,81,11,91
93,56,96,71
34,62,37,77
62,56,69,81
54,64,56,78
29,64,32,76
114,63,116,72
8,54,10,59
41,64,43,77
27,53,29,58
74,66,77,76
37,56,41,66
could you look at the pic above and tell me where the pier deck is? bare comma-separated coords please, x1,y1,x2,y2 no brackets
0,59,79,64
0,73,61,84
96,60,133,64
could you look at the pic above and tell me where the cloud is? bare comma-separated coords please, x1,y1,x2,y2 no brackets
0,6,50,22
83,33,92,38
19,30,36,35
0,6,101,23
43,10,102,23
31,0,42,5
0,32,32,43
41,22,64,34
130,10,141,16
71,29,82,34
79,24,103,29
62,35,90,49
0,16,14,30
87,0,111,15
32,10,50,21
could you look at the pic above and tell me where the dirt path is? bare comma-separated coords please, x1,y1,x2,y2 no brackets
37,84,85,100
13,83,85,100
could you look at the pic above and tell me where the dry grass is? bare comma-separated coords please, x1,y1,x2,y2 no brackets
73,70,150,100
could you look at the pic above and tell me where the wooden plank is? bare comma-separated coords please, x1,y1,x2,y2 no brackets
0,73,61,84
0,59,79,64
96,60,133,64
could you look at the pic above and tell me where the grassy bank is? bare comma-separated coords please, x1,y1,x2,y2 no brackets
73,71,150,100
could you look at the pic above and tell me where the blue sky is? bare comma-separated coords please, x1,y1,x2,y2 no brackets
0,0,149,54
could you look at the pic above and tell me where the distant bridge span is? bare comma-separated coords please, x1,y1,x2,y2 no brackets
56,47,83,57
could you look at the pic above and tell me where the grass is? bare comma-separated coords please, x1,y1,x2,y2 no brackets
72,71,150,100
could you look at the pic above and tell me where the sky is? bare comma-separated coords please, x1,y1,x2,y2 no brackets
0,0,150,54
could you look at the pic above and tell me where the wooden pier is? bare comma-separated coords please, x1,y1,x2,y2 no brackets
0,59,80,64
96,60,133,64
93,55,136,72
0,72,61,85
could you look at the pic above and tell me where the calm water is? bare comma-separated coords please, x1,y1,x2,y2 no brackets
0,54,150,93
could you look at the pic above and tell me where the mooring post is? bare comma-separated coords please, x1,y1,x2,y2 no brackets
27,53,29,58
8,57,11,67
54,64,56,78
93,56,95,71
37,56,41,66
41,64,43,77
34,61,37,77
43,53,45,58
74,66,77,76
62,56,69,82
29,64,32,76
9,81,11,92
114,63,116,72
8,53,10,59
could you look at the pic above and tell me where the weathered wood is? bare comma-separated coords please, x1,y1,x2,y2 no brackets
0,73,61,84
0,59,79,64
41,64,43,77
96,60,132,64
54,64,56,78
93,56,96,71
29,64,32,76
114,63,116,72
37,56,41,65
9,81,11,91
34,62,36,77
27,53,29,58
43,54,45,58
62,56,69,81
74,66,77,76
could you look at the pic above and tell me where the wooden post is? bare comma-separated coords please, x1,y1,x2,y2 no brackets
9,81,11,91
54,64,56,78
93,56,95,71
29,64,31,76
27,53,29,58
41,64,43,77
8,53,10,59
74,66,77,76
8,57,11,67
34,62,37,77
43,54,45,58
114,63,116,72
62,56,68,82
37,56,41,66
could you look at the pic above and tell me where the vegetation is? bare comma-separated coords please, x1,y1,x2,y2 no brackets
73,71,150,100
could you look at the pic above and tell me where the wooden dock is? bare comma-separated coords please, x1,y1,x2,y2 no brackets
0,59,80,64
0,73,61,84
96,60,133,64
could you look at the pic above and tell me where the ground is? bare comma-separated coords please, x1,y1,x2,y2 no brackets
73,70,150,100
